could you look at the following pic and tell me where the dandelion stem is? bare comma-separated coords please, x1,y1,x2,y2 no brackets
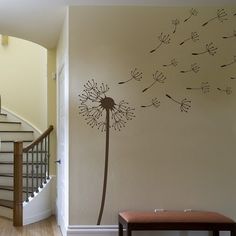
202,16,217,26
118,78,132,84
192,51,206,55
150,42,162,53
97,109,110,225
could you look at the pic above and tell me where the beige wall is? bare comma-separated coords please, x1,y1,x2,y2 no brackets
68,6,236,225
47,49,57,175
0,36,47,131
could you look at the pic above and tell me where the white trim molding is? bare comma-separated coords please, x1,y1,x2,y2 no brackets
67,225,118,236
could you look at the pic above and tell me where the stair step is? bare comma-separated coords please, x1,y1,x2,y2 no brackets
0,131,34,141
0,162,46,165
0,173,46,178
0,131,33,133
0,113,7,117
0,185,36,193
0,122,22,131
0,121,21,124
0,199,13,209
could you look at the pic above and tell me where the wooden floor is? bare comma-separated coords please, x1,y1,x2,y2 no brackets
0,216,62,236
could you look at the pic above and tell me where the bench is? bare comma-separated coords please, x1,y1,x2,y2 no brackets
119,211,236,236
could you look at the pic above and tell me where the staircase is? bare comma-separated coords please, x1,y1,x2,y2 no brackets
0,108,53,225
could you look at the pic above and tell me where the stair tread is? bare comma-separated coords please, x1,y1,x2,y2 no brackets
0,161,46,165
0,150,47,154
0,121,21,124
0,130,33,133
1,140,33,143
0,113,7,116
0,199,13,209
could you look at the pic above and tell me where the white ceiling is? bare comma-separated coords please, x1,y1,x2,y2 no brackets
0,0,235,49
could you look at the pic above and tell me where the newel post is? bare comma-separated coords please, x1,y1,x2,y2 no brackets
13,141,23,226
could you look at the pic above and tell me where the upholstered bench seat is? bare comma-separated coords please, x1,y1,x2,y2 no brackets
118,211,236,236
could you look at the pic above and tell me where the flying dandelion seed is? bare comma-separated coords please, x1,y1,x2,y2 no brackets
221,56,236,68
222,30,236,39
166,94,191,112
150,33,171,54
118,68,143,85
217,87,232,95
180,63,200,74
192,42,217,56
180,32,200,45
186,82,210,94
202,9,228,26
141,98,160,109
184,8,198,22
78,80,135,225
163,59,178,67
172,19,180,34
142,70,166,93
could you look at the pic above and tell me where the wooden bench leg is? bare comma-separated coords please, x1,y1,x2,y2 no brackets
127,225,131,236
119,223,123,236
231,229,236,236
213,230,219,236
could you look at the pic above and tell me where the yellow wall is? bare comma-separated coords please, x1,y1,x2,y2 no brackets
0,36,47,132
68,6,236,225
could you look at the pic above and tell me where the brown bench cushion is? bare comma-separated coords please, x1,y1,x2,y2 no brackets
119,211,235,224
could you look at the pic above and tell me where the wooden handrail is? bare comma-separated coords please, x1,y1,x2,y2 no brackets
23,125,53,152
13,125,54,227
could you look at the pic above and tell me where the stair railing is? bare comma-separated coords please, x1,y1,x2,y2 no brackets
13,125,53,226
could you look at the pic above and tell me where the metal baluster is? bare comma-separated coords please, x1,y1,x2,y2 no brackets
47,135,50,179
44,138,47,184
36,144,39,193
40,140,43,188
25,151,29,202
31,147,34,197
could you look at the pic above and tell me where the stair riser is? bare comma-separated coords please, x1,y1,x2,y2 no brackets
0,123,22,131
0,165,47,174
0,153,48,161
0,116,8,122
0,206,12,219
0,142,32,151
0,178,46,188
0,190,35,201
0,132,34,141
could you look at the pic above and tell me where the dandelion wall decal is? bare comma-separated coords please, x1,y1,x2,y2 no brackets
78,79,135,225
166,94,191,112
192,42,217,56
202,9,228,26
118,68,142,85
221,56,236,68
142,70,166,93
186,82,210,94
172,19,180,34
184,8,198,22
180,32,200,45
150,33,171,54
163,58,178,67
217,87,232,95
180,63,200,74
141,98,160,109
222,30,236,39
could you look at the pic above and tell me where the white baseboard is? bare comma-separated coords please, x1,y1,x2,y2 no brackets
66,225,118,236
23,209,52,225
